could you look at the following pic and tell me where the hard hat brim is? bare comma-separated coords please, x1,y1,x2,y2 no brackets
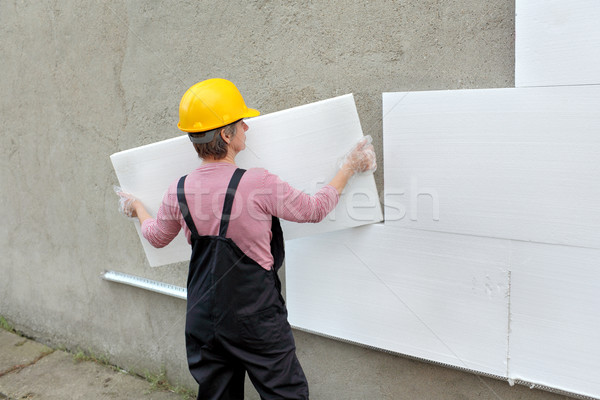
178,108,260,133
243,108,260,119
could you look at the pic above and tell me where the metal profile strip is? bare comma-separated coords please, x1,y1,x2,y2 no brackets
100,270,596,400
101,270,187,300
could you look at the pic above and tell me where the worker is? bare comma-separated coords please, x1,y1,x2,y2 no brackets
117,78,376,400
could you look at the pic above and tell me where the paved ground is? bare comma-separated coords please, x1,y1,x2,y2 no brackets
0,330,190,400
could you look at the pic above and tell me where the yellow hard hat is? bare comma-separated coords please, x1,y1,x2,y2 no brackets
177,78,260,133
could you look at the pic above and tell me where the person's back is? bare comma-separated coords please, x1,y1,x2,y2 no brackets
143,161,339,270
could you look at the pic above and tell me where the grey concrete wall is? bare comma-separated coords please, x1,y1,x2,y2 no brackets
2,1,575,399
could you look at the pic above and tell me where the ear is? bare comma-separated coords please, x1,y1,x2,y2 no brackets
220,128,231,144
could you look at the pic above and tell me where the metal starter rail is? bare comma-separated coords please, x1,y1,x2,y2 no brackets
101,270,187,300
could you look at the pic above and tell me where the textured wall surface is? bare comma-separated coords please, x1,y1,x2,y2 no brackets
2,1,563,398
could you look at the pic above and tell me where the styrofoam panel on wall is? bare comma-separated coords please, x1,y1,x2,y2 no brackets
382,86,600,249
111,94,382,267
509,242,600,399
516,0,600,87
285,224,510,377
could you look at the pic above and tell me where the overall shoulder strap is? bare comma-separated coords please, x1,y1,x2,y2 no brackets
219,168,246,237
177,175,200,237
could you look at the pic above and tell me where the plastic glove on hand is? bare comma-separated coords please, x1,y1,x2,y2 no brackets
340,135,377,175
113,186,137,218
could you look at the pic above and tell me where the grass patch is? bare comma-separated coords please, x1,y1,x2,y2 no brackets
145,369,196,399
0,315,15,333
72,348,113,368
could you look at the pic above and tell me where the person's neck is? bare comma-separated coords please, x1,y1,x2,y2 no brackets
202,153,236,165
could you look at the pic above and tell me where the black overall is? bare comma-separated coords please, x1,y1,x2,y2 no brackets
177,168,309,400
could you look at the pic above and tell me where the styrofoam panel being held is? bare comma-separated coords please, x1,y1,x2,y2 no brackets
285,224,511,378
382,85,600,249
516,0,600,87
111,94,382,267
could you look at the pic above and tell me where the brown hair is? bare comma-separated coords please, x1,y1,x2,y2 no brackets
189,122,237,160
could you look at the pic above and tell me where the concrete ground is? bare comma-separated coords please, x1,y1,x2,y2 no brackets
0,329,189,400
0,328,582,400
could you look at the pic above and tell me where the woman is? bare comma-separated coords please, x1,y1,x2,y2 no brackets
118,78,376,400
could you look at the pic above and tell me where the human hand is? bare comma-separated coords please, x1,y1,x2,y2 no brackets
340,135,377,175
113,186,139,218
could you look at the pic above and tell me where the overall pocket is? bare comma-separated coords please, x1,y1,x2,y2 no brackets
237,306,285,351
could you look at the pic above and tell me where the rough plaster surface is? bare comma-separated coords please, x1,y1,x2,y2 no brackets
1,0,519,397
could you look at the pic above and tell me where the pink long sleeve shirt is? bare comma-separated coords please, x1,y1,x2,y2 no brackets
142,162,339,270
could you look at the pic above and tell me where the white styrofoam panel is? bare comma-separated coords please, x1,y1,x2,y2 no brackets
383,86,600,249
111,94,382,267
509,242,600,399
285,224,510,377
516,0,600,87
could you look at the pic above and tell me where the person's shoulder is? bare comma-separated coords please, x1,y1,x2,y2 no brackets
243,167,266,174
241,167,267,182
245,167,282,180
168,175,185,191
241,168,284,189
